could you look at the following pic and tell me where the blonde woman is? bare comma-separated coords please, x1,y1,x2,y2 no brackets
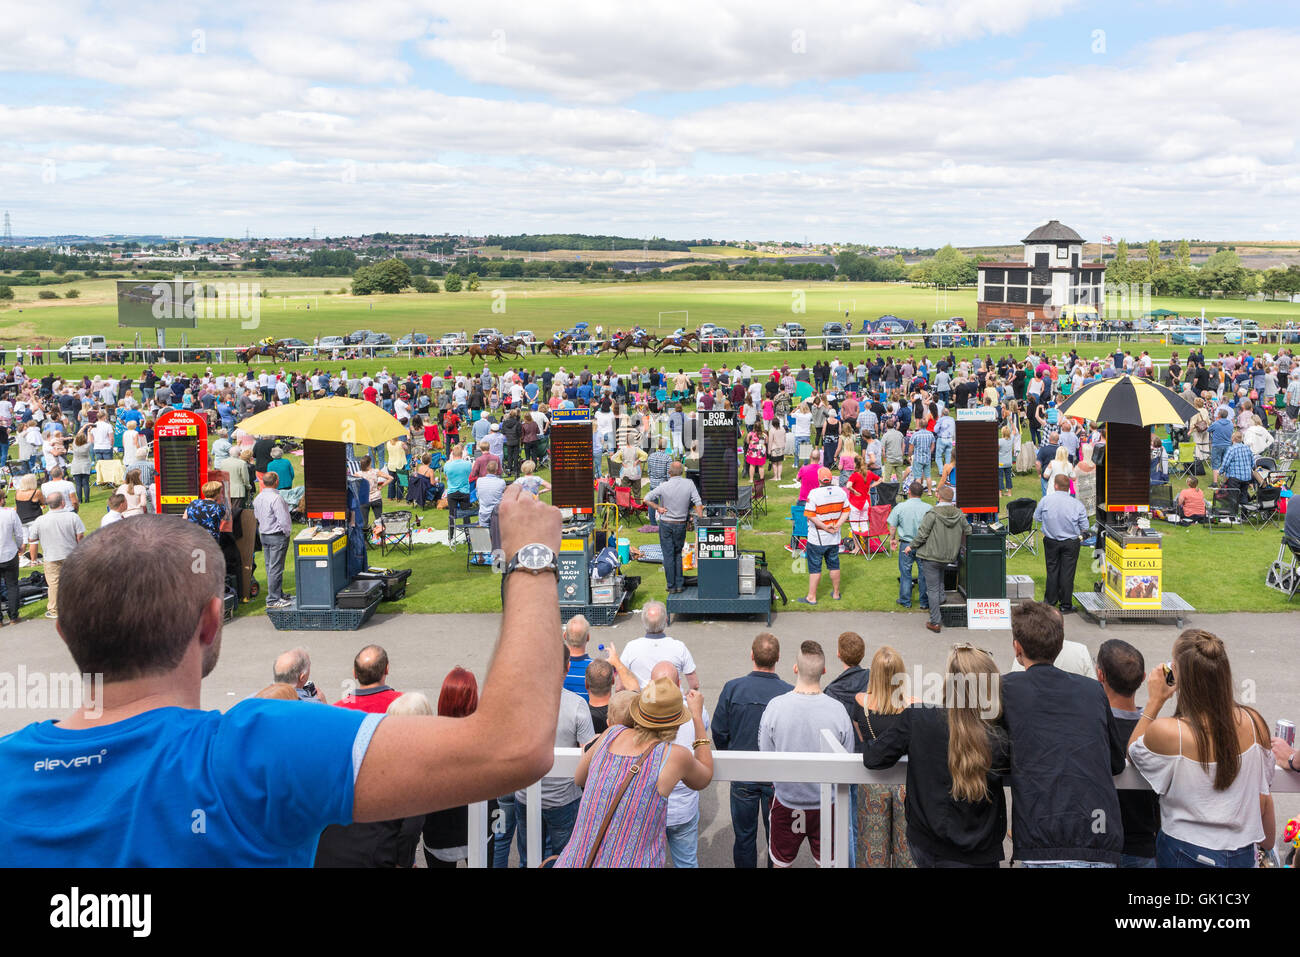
1189,396,1212,465
864,644,1010,867
115,469,149,517
1044,445,1073,491
851,647,914,868
516,460,551,499
13,474,44,546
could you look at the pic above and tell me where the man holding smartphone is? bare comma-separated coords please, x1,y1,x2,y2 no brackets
274,647,328,703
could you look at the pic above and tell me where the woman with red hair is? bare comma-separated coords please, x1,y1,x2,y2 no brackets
422,668,499,867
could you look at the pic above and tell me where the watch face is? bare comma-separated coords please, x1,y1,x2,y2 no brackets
517,543,554,571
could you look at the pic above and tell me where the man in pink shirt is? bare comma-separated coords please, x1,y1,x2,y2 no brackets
797,450,824,503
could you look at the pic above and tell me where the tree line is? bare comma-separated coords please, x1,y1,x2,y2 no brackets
1105,239,1300,298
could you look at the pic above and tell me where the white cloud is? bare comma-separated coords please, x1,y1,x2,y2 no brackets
2,4,1299,244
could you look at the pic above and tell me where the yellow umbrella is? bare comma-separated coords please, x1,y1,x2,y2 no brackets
235,397,407,447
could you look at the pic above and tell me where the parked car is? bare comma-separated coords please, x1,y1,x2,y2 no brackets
57,335,108,361
924,319,968,348
700,323,730,352
317,335,346,352
1223,320,1261,344
984,318,1017,333
345,329,375,345
821,321,851,351
1169,326,1210,346
473,327,503,343
362,332,395,354
397,333,430,346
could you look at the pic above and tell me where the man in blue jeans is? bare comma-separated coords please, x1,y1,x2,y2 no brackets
934,408,956,471
513,645,595,866
1207,407,1234,480
643,462,703,594
798,467,848,604
653,661,708,867
712,633,793,866
888,481,932,608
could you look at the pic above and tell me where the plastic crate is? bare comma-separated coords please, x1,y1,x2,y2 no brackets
939,603,967,627
267,598,380,631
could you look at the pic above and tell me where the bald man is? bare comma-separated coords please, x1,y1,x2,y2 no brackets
334,645,400,713
273,647,328,703
652,660,710,869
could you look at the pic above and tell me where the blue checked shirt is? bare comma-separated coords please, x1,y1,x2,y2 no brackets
1220,442,1255,482
909,428,935,463
646,450,673,491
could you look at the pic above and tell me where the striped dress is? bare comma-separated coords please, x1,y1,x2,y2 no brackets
554,726,670,868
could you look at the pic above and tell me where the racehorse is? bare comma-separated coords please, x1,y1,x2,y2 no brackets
236,341,289,364
652,330,700,355
463,338,522,363
544,335,573,357
611,331,655,357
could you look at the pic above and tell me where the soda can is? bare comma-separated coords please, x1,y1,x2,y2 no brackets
1277,719,1296,747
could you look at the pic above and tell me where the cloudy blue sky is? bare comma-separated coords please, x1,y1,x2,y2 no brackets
3,0,1297,245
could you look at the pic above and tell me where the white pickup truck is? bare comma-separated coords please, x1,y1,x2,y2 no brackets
57,335,108,361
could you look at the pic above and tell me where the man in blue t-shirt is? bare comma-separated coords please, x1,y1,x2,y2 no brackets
562,615,593,700
0,491,564,866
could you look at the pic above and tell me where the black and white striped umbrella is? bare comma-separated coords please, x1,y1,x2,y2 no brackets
1056,373,1196,426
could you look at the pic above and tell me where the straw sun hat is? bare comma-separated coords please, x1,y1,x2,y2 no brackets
629,677,692,731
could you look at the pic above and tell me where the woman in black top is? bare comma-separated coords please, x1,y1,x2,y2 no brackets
14,475,44,529
864,644,1010,868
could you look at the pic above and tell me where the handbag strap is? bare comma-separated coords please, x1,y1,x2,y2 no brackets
583,738,660,868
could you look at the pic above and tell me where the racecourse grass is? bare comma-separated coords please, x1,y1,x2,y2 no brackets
6,276,1297,618
38,444,1294,620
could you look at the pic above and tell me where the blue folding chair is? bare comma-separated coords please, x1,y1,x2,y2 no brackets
785,502,808,555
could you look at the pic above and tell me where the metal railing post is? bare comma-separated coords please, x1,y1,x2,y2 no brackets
821,729,850,869
467,800,489,868
525,781,543,867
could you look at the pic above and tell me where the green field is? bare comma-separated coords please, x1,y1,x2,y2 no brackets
6,275,1296,620
32,434,1293,622
7,278,1300,355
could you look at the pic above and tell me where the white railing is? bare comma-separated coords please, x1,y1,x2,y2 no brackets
29,325,1300,366
468,735,1300,868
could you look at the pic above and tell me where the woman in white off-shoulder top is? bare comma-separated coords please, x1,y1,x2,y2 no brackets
1127,629,1276,868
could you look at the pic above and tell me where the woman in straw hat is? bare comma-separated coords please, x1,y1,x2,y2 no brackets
554,677,712,868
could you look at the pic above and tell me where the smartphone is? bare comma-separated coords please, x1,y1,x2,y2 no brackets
1162,664,1175,687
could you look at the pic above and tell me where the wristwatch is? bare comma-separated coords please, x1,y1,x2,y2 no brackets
502,543,558,582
